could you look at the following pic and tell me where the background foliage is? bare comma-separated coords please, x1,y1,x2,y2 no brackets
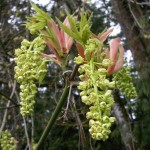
0,0,150,149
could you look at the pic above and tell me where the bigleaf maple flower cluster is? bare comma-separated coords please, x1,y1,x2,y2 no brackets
76,38,116,140
14,37,47,116
0,130,17,150
113,67,137,99
13,3,137,142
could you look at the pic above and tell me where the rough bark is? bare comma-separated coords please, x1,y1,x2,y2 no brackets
110,0,150,149
110,0,150,67
112,91,137,150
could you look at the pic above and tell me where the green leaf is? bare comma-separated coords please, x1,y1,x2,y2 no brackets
26,3,52,34
57,11,92,45
79,12,92,44
98,27,107,38
66,11,79,34
31,3,51,21
56,17,80,41
80,24,91,43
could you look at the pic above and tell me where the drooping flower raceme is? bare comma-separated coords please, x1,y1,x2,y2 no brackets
14,36,47,116
113,67,137,99
75,38,116,140
0,130,17,150
78,64,116,140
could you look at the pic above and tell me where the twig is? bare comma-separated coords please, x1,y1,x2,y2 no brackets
128,0,143,29
70,96,88,150
31,114,35,145
128,0,150,34
0,91,19,106
69,64,80,81
23,117,31,150
0,81,16,131
24,145,28,150
26,0,31,40
63,81,79,120
128,0,150,6
90,137,94,150
0,105,20,111
63,83,73,121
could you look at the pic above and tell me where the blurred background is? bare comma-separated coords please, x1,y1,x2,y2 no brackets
0,0,150,149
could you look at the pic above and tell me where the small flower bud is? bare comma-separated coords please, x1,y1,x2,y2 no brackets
74,56,84,64
102,59,112,67
98,68,107,75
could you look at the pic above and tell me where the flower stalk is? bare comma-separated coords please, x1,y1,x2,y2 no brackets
35,83,70,150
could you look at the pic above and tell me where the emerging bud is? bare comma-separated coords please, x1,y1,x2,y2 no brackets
106,38,124,75
74,56,84,64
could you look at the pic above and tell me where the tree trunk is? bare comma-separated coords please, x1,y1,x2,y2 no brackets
112,91,137,150
110,0,150,77
110,0,150,149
